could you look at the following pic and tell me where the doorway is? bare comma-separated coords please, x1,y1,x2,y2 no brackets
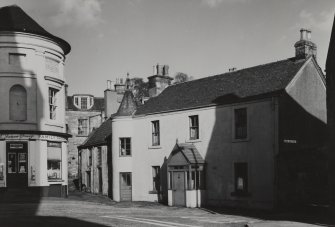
98,167,102,194
172,171,185,206
6,142,28,188
120,172,132,201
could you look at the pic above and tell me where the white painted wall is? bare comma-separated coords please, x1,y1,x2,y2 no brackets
112,98,277,208
0,32,69,190
0,32,66,133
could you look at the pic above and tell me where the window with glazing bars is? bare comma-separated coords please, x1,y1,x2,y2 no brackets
49,88,58,120
81,97,88,110
78,119,88,136
152,121,160,146
120,138,131,156
234,108,247,139
189,115,199,140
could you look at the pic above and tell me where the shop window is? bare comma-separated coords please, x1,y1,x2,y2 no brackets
49,88,58,120
234,162,248,194
152,121,160,146
78,119,88,136
189,115,199,140
152,166,160,192
47,142,62,180
18,152,27,173
7,153,16,173
9,85,27,121
234,108,247,139
120,138,131,156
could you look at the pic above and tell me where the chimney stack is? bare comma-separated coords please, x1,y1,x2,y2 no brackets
148,64,173,97
294,29,317,59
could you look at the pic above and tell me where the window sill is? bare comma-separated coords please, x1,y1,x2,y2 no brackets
231,191,251,197
148,146,162,149
77,135,89,137
232,138,249,143
148,190,159,194
186,139,201,143
48,179,64,182
119,155,132,157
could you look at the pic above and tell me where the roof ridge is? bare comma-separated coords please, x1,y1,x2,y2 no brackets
167,57,303,90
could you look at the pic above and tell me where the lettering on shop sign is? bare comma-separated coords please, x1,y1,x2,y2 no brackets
283,139,297,144
10,144,23,149
0,134,66,142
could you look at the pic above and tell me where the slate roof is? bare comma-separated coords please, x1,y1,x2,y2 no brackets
0,5,70,54
169,143,205,165
66,96,104,112
136,57,308,115
116,90,137,116
78,118,113,149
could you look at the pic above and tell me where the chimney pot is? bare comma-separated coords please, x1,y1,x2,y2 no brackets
295,29,317,59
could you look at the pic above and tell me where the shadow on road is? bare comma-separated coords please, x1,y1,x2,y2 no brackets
202,205,335,226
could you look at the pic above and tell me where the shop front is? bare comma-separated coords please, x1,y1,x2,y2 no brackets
0,133,69,197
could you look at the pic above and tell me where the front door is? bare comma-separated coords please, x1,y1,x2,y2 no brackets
6,142,28,188
120,172,132,201
173,171,185,206
98,167,102,194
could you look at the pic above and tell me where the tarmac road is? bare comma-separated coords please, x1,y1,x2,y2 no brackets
0,192,331,227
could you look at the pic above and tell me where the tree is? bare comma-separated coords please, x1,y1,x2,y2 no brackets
130,77,149,102
174,72,191,84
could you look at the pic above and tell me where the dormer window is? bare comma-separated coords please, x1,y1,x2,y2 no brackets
73,95,94,110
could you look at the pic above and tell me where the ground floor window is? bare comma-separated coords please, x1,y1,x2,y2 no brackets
47,142,62,180
234,162,248,194
152,166,160,192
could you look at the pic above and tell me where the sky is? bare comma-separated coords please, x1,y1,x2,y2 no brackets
1,0,335,97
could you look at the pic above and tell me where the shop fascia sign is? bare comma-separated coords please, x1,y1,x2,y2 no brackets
0,134,66,142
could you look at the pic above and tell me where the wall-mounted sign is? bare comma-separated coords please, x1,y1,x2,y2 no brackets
0,134,66,142
283,139,297,144
10,144,23,149
47,142,62,148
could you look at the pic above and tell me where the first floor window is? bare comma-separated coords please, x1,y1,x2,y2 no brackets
234,108,247,139
47,142,62,180
234,162,248,193
49,88,58,120
189,115,199,140
152,166,160,192
120,138,131,156
152,121,160,146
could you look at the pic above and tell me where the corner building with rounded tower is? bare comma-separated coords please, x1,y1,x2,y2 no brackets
0,5,71,197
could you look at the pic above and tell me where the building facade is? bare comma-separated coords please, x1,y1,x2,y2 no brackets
77,119,112,196
65,94,104,189
110,30,327,209
76,76,129,196
0,5,71,197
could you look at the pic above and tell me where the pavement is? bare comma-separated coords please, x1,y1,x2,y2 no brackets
0,191,334,227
